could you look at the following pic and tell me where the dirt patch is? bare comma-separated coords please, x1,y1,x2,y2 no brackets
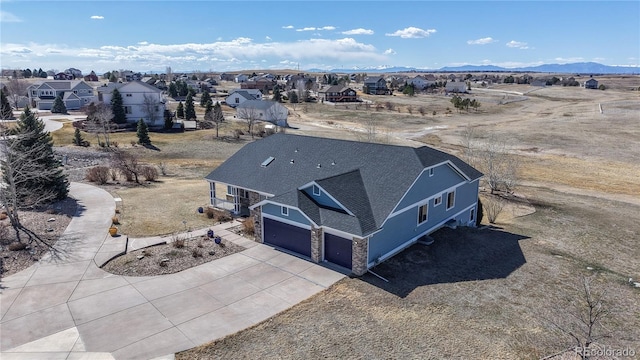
101,235,244,276
0,197,78,277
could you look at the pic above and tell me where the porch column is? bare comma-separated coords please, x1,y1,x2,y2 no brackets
310,227,323,263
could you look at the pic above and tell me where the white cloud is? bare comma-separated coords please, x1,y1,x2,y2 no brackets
342,28,374,35
467,37,496,45
265,36,272,41
0,37,388,72
506,40,529,49
90,15,104,20
282,25,294,29
386,27,436,39
296,26,335,32
138,41,148,45
297,27,316,32
0,11,22,22
320,26,335,30
384,48,396,55
554,57,585,63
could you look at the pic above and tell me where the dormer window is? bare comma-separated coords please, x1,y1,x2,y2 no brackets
281,206,289,216
312,185,320,196
429,168,434,177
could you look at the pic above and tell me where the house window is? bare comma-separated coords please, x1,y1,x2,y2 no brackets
124,106,132,114
446,191,455,210
418,204,428,224
126,93,132,97
470,208,475,222
312,185,320,196
281,206,289,216
235,97,239,104
227,185,233,195
429,168,434,177
434,195,442,206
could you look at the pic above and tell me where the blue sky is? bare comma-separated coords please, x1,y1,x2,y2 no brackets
1,1,638,73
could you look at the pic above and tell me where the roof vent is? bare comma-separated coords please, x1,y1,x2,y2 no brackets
331,161,336,166
261,156,275,167
294,148,299,153
317,163,322,168
290,159,295,164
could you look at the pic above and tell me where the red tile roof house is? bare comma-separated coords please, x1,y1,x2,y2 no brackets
206,134,482,275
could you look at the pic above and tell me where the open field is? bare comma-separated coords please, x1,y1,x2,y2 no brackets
42,76,640,358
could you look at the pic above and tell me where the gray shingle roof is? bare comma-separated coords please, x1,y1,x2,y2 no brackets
206,134,481,236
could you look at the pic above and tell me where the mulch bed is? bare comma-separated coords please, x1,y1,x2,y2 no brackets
0,197,78,277
101,235,245,276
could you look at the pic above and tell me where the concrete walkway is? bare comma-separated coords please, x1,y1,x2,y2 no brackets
0,182,344,360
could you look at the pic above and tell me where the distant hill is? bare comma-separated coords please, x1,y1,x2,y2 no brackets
313,62,638,74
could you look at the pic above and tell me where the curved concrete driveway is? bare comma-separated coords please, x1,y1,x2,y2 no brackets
0,182,344,359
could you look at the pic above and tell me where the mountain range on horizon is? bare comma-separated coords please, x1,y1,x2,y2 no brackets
308,62,639,75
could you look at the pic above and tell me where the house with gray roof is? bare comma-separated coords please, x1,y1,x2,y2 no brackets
236,100,288,127
27,80,96,110
205,134,482,275
225,89,263,108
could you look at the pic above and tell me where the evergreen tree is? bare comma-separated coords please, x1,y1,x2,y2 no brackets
184,93,196,120
200,91,211,107
272,86,282,102
51,94,67,114
176,101,184,119
109,73,118,82
212,102,224,138
73,128,85,146
168,82,178,98
1,88,13,119
10,107,69,201
136,119,151,145
163,109,173,130
111,88,127,124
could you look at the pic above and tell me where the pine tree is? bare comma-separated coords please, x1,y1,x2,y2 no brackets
185,93,196,120
10,107,69,202
200,91,211,107
272,86,282,102
73,128,85,146
1,88,13,119
111,88,127,124
136,119,151,145
51,94,67,114
176,101,184,118
163,109,173,130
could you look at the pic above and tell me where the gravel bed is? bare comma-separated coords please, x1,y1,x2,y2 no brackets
101,235,245,276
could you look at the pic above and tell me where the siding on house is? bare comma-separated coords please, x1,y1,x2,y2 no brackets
300,184,345,211
262,203,311,227
393,163,467,212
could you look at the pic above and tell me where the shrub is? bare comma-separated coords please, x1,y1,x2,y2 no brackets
242,219,255,235
484,196,505,224
8,242,27,251
0,223,10,244
111,216,119,225
141,166,158,181
173,238,185,248
110,168,118,181
0,213,7,220
85,166,110,184
120,169,134,182
192,248,203,258
215,211,232,223
205,207,215,219
158,162,167,176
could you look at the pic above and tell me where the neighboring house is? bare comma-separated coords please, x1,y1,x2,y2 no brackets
445,81,468,93
220,73,235,81
205,134,482,275
225,89,263,108
236,100,288,127
241,77,276,92
584,78,598,89
54,72,74,80
97,81,165,126
27,80,96,110
321,85,358,102
530,79,547,87
408,75,436,90
65,68,83,78
83,71,99,82
363,76,389,95
235,74,249,83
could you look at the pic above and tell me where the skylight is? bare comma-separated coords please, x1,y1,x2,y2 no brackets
261,156,275,167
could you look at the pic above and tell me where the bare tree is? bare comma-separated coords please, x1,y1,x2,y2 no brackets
110,149,142,184
0,129,60,244
547,276,612,359
4,79,29,109
86,103,114,147
140,93,161,125
296,79,309,103
237,106,260,139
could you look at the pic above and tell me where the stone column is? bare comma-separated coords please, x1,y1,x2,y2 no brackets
248,191,263,243
310,227,323,263
352,237,368,276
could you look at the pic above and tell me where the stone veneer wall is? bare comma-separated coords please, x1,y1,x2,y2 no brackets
352,237,368,276
310,227,323,263
248,191,263,243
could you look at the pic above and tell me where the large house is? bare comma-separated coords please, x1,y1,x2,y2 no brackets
225,89,263,108
97,81,165,126
27,80,96,110
584,77,599,89
408,75,436,90
445,81,468,93
236,100,288,127
363,76,389,95
321,85,358,102
206,134,482,275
